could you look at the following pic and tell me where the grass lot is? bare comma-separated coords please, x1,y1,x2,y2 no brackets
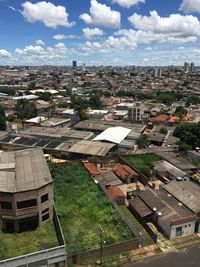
119,206,153,246
49,162,133,255
123,154,160,177
0,221,58,260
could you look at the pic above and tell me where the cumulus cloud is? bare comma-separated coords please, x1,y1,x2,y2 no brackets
80,0,120,29
15,43,74,64
35,39,45,46
53,34,80,40
128,10,200,38
21,1,75,28
0,49,11,58
83,27,104,38
111,0,145,8
180,0,200,13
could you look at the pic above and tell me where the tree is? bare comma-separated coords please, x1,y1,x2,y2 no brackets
35,92,51,101
174,106,187,119
156,92,177,105
89,94,102,109
70,95,89,120
0,105,6,130
173,122,200,149
136,135,150,149
16,99,37,119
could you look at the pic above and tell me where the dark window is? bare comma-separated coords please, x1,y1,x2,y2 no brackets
17,199,37,209
42,213,49,222
41,194,48,203
1,201,12,210
42,208,49,215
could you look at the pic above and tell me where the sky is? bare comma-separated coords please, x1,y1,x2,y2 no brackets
1,0,200,66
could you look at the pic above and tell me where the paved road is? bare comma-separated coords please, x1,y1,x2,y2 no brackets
124,245,200,267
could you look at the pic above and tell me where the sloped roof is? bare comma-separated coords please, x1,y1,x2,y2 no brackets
68,140,115,157
0,148,52,193
163,181,200,213
93,126,131,144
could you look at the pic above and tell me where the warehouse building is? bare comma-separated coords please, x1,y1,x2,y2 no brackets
129,188,196,240
0,148,54,233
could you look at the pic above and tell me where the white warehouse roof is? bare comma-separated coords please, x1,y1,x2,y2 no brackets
93,126,131,144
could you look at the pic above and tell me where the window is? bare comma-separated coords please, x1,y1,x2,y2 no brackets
176,226,182,237
1,201,12,210
42,208,49,215
42,213,49,222
41,194,48,203
17,199,37,209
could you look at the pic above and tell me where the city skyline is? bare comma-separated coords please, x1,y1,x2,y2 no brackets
1,0,200,66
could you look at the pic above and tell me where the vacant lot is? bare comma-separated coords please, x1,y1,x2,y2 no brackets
123,154,160,177
49,162,133,255
0,221,58,260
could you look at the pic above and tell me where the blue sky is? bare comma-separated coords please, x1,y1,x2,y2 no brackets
1,0,200,65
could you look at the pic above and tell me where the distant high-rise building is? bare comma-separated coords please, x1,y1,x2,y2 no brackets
72,60,77,69
154,67,162,78
190,62,194,73
184,62,190,73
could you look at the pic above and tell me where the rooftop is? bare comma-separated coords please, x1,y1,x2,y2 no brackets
0,148,52,193
68,140,115,157
153,160,187,178
93,126,131,144
163,181,200,214
137,188,195,231
156,152,197,173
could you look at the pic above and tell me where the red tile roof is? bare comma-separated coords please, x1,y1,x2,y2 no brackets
83,162,101,175
107,186,125,199
168,116,180,123
114,163,139,181
154,114,167,122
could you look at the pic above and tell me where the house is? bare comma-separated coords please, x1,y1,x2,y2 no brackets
153,160,190,182
114,163,140,184
0,148,54,233
129,188,196,240
153,114,167,124
163,181,200,232
83,162,101,176
106,187,125,205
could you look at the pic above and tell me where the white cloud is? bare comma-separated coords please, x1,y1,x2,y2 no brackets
15,43,74,64
128,11,200,38
21,1,75,28
180,0,200,13
53,34,80,40
0,49,11,58
80,0,120,29
83,27,104,38
111,0,145,8
35,39,45,46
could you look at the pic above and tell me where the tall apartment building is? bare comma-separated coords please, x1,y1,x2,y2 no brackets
128,102,146,122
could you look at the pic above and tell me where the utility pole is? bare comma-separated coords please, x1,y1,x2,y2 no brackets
99,224,103,265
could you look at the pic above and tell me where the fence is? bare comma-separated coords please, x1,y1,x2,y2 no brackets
0,209,67,267
100,184,146,246
68,239,139,265
0,246,66,267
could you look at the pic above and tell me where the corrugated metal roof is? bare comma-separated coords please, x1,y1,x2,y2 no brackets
93,126,131,144
163,181,200,213
0,148,52,193
68,140,115,157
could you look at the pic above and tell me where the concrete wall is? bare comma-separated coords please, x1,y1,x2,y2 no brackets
170,221,196,240
0,183,54,232
68,239,139,265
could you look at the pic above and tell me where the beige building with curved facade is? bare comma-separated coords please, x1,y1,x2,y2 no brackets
0,148,54,233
